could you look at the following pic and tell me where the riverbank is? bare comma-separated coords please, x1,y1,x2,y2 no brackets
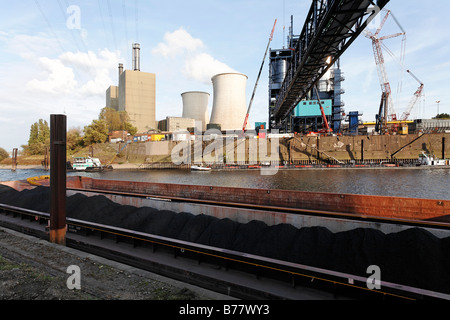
2,162,450,171
0,163,142,170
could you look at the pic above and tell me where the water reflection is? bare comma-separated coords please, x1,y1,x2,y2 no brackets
67,167,450,200
0,167,448,200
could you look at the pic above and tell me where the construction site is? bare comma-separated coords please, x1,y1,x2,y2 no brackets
99,2,449,170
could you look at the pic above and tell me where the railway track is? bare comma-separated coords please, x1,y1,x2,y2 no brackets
1,201,449,300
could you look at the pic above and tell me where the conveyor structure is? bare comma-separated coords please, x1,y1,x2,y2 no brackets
270,0,390,130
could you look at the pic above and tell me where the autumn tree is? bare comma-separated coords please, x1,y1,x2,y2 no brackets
0,147,9,162
67,127,83,154
99,107,137,135
82,119,109,146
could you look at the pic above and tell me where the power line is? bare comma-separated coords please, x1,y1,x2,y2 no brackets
63,0,90,53
135,0,139,42
107,0,118,51
122,0,130,63
97,0,111,49
33,0,66,54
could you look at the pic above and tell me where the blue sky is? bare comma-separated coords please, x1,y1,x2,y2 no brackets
0,0,448,152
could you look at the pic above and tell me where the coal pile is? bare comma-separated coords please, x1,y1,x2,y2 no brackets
0,185,449,294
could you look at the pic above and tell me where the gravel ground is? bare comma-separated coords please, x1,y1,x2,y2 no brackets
0,226,229,300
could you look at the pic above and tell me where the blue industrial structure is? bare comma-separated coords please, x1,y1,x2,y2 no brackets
347,111,362,135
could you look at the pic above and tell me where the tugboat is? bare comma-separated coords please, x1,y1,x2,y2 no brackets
67,156,113,171
418,152,449,166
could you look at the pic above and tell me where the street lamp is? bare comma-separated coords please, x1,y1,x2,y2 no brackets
435,100,441,117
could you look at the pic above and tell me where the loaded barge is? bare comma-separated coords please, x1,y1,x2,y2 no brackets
2,175,450,299
3,175,449,225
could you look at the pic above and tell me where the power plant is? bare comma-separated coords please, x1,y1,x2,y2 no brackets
106,43,156,133
103,3,449,146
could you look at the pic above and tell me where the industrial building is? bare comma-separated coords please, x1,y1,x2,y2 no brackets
106,43,156,133
158,117,196,133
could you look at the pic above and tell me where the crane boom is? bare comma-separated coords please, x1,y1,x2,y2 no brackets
400,70,424,121
242,19,277,133
313,86,332,133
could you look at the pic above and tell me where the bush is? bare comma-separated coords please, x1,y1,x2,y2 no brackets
0,147,9,161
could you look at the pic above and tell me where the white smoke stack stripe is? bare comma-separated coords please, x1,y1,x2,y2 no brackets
181,91,210,131
132,43,140,71
209,73,248,131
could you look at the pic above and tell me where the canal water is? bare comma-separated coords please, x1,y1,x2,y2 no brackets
0,167,449,200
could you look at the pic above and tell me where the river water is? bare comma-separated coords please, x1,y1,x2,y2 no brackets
0,167,449,200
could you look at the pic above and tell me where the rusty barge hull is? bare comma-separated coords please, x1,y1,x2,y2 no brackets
60,176,449,223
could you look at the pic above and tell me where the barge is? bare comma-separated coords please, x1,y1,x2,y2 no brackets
4,176,448,224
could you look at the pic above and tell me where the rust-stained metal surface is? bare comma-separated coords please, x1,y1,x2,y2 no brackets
49,114,67,245
63,176,449,223
3,175,448,223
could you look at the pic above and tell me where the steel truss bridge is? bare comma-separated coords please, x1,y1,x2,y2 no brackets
271,0,390,130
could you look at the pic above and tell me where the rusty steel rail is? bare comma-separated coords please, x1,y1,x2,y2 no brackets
1,203,449,300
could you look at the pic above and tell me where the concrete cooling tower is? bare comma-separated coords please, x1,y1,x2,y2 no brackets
209,73,248,131
181,91,210,131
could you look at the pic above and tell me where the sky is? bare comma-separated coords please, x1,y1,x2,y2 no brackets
0,0,449,152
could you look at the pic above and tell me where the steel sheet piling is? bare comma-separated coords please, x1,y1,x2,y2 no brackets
49,114,67,245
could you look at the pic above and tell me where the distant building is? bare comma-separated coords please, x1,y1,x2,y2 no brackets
166,117,196,132
106,43,156,133
108,130,128,143
106,86,119,110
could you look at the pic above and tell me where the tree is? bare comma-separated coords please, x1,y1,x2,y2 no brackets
433,113,450,119
99,107,137,135
67,127,83,153
0,147,9,162
82,119,109,146
23,119,50,155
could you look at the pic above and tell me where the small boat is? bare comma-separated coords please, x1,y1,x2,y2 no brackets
190,165,211,171
68,156,113,171
418,152,449,166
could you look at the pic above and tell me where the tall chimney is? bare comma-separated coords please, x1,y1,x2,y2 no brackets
118,63,123,79
132,43,140,71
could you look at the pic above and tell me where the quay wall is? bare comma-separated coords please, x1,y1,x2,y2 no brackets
122,133,450,164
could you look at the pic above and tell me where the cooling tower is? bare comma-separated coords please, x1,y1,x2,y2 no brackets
209,73,248,131
181,91,210,131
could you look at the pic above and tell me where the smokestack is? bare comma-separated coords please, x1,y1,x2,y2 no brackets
132,43,140,71
118,63,123,79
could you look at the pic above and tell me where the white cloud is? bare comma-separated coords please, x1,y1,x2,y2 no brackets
27,56,77,94
152,27,204,57
152,27,237,84
26,48,120,97
184,53,236,84
0,32,123,151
